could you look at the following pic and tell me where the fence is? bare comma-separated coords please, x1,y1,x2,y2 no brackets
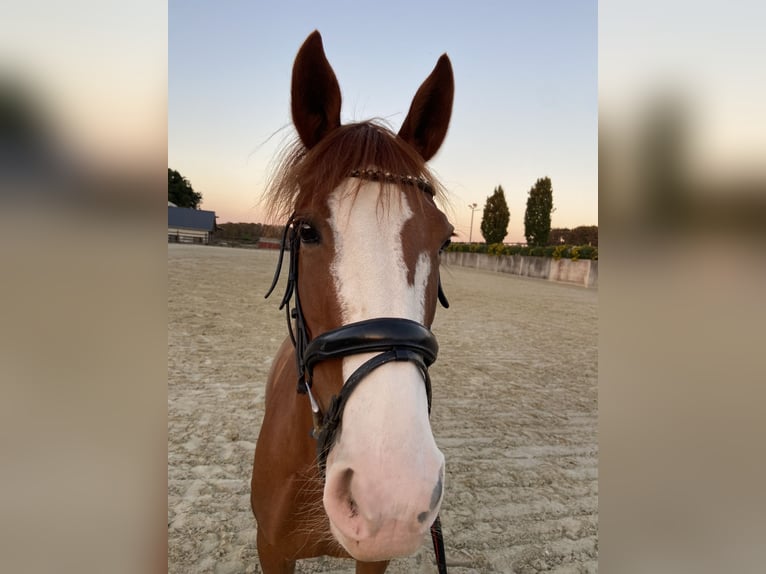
442,251,598,288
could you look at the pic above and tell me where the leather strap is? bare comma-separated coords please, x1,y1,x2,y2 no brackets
304,317,438,376
314,347,432,473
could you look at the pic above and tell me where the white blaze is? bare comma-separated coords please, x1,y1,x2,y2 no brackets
327,180,430,326
323,179,444,560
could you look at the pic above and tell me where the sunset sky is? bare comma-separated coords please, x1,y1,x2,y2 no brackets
169,1,597,243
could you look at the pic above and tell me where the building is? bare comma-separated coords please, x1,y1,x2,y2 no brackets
168,205,217,244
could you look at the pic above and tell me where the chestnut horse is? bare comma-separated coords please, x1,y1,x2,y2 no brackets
251,31,454,573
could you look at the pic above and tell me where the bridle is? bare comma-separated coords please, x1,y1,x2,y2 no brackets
264,169,449,573
265,169,449,471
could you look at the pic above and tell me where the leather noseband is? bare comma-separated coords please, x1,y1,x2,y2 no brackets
304,317,438,472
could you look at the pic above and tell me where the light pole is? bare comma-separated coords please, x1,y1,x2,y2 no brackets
468,203,479,243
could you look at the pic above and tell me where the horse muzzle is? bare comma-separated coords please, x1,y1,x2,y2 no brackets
324,456,445,561
320,356,445,561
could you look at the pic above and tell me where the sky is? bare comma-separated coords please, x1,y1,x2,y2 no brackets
169,0,597,243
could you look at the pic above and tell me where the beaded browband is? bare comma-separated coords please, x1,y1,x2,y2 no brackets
349,168,434,196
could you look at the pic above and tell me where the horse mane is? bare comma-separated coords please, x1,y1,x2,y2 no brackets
263,120,447,222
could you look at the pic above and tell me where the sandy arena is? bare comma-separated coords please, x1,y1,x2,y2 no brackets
168,244,598,573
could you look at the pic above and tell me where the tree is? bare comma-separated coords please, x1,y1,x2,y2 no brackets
570,225,598,246
524,177,554,247
168,168,203,209
549,226,598,246
480,185,510,244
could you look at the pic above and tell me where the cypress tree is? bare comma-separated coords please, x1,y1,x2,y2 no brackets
524,177,554,247
480,185,510,244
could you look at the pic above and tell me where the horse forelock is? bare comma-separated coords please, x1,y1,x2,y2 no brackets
263,121,449,223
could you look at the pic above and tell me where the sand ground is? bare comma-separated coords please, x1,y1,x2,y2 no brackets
168,244,598,573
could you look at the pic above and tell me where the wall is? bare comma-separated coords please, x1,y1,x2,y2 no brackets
442,251,598,288
168,226,210,244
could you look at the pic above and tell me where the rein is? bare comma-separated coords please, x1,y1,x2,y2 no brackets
264,169,449,573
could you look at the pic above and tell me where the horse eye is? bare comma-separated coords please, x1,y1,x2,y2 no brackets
298,222,320,244
439,239,451,253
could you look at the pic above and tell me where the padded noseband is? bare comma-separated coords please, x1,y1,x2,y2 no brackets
304,318,438,472
304,317,438,376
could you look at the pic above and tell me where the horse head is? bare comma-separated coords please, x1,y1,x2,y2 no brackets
269,30,454,562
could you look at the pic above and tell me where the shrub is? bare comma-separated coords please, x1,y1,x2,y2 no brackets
552,244,571,260
487,242,505,255
578,245,597,260
446,242,470,253
570,246,581,261
444,242,597,260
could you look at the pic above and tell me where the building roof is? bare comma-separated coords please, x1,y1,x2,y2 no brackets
168,207,216,231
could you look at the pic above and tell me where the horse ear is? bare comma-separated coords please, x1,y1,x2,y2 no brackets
398,54,454,161
291,30,342,149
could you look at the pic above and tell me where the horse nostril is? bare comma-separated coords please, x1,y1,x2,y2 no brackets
336,467,357,518
417,472,444,524
429,472,443,511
